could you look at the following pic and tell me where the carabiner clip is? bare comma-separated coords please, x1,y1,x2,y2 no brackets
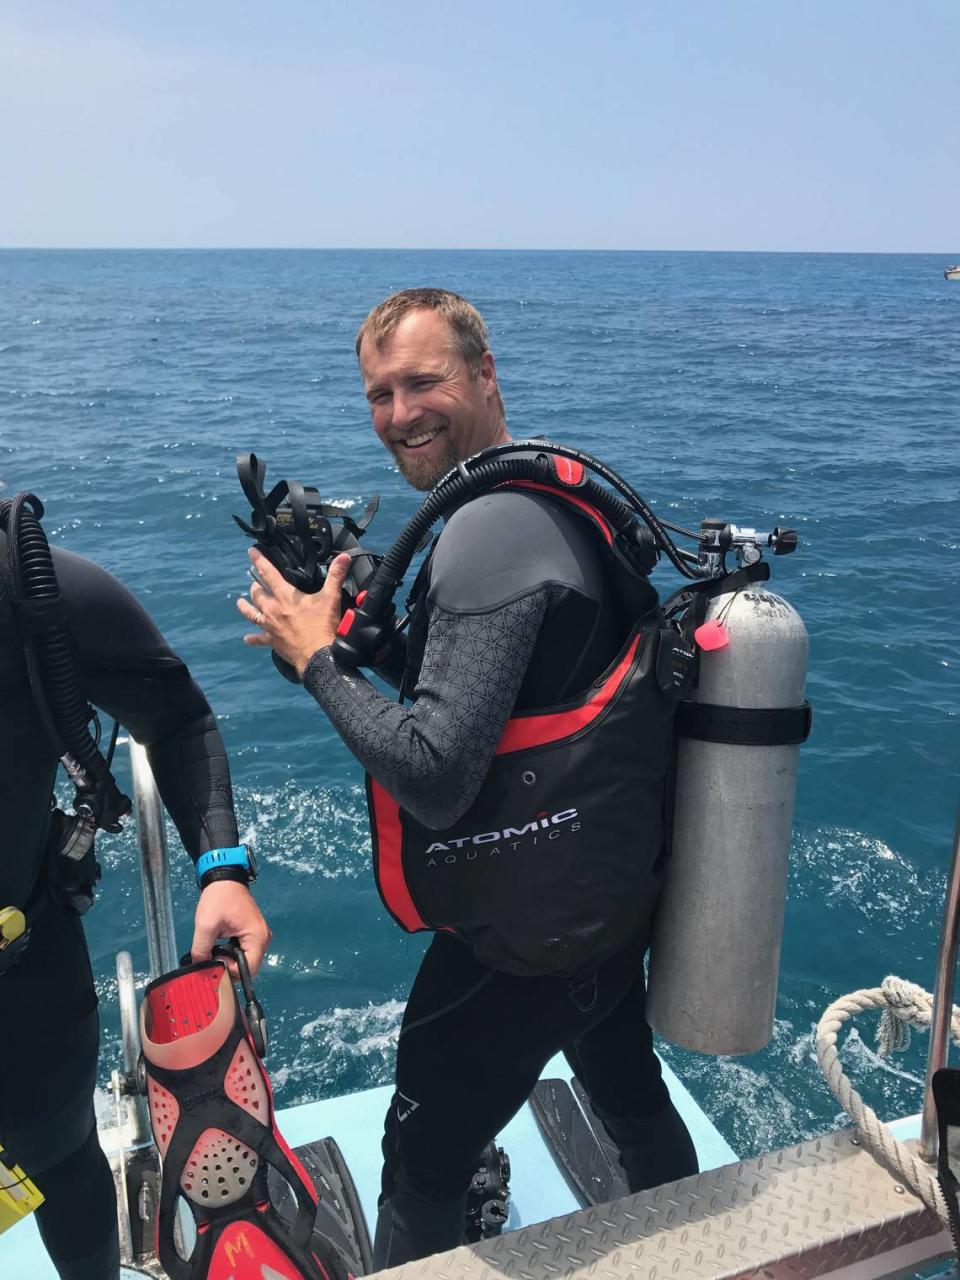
212,937,268,1059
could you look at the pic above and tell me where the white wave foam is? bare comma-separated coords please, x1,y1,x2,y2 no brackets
239,780,370,879
300,998,406,1056
258,998,405,1106
834,1026,925,1090
790,823,937,929
661,1018,820,1157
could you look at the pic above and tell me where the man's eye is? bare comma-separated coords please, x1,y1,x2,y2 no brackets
369,392,391,405
412,378,437,389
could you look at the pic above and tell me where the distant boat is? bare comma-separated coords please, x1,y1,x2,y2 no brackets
945,264,960,280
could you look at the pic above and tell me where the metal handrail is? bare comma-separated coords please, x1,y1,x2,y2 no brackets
128,739,179,979
115,949,151,1146
104,743,181,1269
919,807,960,1161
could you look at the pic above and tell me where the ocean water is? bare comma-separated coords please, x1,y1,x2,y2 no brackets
0,249,958,1161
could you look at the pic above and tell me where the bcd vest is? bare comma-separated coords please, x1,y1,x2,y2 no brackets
366,486,677,977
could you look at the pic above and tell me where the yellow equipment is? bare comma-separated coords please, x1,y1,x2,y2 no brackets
0,1143,44,1236
0,906,26,952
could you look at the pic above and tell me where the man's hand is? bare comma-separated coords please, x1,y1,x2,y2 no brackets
236,549,352,678
191,881,272,977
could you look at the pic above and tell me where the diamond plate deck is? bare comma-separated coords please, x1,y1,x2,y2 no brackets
374,1129,953,1280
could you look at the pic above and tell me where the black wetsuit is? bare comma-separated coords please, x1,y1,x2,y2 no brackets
304,490,697,1267
0,541,239,1280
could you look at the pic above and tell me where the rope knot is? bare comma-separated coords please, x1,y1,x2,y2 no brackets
876,975,933,1057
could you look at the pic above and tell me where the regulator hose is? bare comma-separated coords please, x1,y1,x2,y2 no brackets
333,444,681,668
364,445,688,618
1,493,130,830
467,441,702,580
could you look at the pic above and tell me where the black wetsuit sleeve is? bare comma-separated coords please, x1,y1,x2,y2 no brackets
303,589,549,830
54,549,239,859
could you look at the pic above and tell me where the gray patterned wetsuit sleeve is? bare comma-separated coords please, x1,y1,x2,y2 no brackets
302,589,549,830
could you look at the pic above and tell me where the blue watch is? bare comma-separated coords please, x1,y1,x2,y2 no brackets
195,845,257,887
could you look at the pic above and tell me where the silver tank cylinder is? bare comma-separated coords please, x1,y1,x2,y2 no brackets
646,586,808,1055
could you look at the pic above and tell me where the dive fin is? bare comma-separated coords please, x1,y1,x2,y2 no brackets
271,1138,373,1276
140,953,368,1280
529,1078,629,1208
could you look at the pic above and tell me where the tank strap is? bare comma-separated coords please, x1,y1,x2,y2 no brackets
698,561,770,599
663,560,771,626
677,699,813,746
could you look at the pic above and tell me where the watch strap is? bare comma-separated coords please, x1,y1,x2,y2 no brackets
195,845,253,886
198,865,251,891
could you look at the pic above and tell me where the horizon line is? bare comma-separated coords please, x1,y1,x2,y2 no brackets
0,245,956,257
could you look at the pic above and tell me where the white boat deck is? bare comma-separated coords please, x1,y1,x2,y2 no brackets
3,1051,946,1280
0,1053,735,1278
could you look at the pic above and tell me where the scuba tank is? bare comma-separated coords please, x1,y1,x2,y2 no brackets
239,442,810,1046
646,524,811,1054
0,493,130,968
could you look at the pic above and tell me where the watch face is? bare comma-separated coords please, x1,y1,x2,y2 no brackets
245,845,258,878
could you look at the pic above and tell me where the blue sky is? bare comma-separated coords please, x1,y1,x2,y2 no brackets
1,1,956,251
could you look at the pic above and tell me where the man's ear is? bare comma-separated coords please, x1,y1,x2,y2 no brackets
477,350,498,399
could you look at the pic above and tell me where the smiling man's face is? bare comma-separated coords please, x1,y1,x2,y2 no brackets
359,308,507,491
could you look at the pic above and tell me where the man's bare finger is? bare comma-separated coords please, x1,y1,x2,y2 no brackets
236,597,260,622
243,936,269,977
237,597,271,628
242,632,273,646
249,548,286,591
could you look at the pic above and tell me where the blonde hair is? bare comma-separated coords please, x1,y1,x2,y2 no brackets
355,288,505,418
355,288,488,365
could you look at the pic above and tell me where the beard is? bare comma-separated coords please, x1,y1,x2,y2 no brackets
389,424,460,491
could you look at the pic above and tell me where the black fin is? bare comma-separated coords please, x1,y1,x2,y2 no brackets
529,1078,628,1208
271,1137,374,1276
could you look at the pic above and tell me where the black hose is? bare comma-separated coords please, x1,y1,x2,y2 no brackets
466,442,701,579
4,493,129,827
366,446,695,613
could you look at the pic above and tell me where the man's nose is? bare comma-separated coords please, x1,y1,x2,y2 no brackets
390,390,422,431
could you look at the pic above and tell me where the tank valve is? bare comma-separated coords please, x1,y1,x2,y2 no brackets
771,527,798,555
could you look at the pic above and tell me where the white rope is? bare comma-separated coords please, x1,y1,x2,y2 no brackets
815,975,954,1221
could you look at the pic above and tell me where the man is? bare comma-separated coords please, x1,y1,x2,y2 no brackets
238,288,697,1266
0,510,269,1280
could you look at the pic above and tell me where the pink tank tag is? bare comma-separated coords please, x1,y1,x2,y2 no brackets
694,619,730,650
